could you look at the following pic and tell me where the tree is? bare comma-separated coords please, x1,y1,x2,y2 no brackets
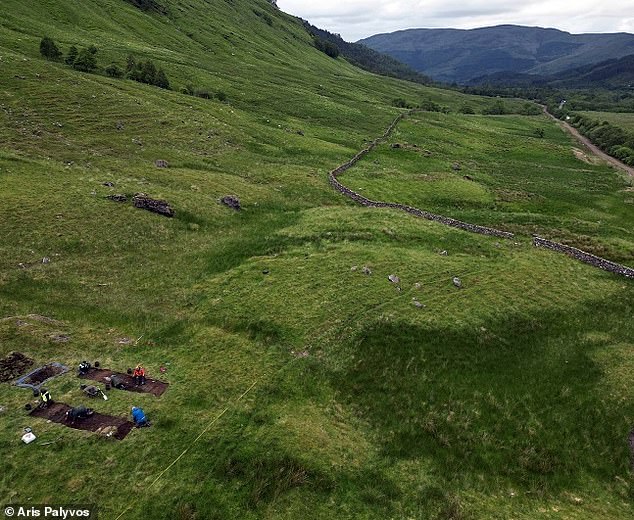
65,45,78,66
73,46,98,72
154,68,170,89
40,37,62,60
140,60,157,84
105,63,124,78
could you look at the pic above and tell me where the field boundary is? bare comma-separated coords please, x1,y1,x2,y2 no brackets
328,110,515,239
329,110,634,280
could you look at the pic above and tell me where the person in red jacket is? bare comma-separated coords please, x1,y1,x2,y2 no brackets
133,364,146,386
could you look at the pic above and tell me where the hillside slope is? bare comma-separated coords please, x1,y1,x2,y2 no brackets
470,53,634,88
1,2,633,520
359,25,634,83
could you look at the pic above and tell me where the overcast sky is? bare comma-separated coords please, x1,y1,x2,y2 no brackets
276,0,634,42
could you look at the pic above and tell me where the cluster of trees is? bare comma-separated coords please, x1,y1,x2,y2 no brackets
39,38,170,90
125,55,170,89
314,37,340,59
40,37,98,72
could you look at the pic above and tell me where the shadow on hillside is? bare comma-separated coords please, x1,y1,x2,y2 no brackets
333,296,634,496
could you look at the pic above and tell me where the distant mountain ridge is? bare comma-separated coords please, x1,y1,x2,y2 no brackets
469,53,634,88
359,25,634,84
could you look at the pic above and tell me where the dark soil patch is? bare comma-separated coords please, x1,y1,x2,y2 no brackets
20,364,66,386
0,352,34,383
30,403,135,440
79,368,168,397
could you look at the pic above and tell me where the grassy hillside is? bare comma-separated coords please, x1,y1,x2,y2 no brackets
1,2,633,519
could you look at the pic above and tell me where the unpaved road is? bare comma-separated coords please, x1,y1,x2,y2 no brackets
543,106,634,178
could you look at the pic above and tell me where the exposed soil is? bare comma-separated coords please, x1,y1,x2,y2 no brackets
30,402,135,440
79,368,168,397
21,364,66,386
0,352,34,383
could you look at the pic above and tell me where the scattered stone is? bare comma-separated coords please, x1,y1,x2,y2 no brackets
96,425,118,438
49,333,70,343
440,250,448,256
42,257,50,264
452,277,462,288
350,266,358,272
0,406,5,414
388,274,400,284
132,137,143,146
117,337,133,345
391,143,401,149
291,350,309,358
362,266,372,275
414,283,422,289
102,181,114,187
115,121,124,131
463,175,473,181
451,162,461,171
220,195,241,211
132,193,174,218
262,269,270,275
107,194,127,203
155,159,169,168
413,300,425,308
296,130,304,136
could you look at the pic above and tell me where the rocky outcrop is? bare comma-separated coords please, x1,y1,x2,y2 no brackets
132,193,174,217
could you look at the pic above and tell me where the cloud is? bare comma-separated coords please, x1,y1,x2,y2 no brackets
276,0,634,41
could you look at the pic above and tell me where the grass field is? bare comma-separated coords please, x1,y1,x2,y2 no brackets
1,1,633,519
579,111,634,132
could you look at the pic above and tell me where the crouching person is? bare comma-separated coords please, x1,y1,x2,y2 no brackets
131,406,150,427
66,405,94,425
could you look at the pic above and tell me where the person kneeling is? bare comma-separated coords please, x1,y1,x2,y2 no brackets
66,405,94,425
131,406,150,427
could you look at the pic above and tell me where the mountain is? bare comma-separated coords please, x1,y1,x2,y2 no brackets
469,53,634,88
359,25,634,84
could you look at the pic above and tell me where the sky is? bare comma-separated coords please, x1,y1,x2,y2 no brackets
275,0,634,42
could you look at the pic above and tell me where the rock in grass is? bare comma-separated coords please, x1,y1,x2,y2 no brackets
388,274,400,284
133,193,174,218
362,266,372,275
155,159,169,168
452,277,462,288
220,195,241,211
107,194,128,203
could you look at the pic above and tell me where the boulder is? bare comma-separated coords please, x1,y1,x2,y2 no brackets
220,195,241,211
133,193,174,218
452,277,462,288
155,159,169,168
388,274,400,284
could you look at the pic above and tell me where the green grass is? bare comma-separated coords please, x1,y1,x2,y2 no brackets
0,1,633,519
579,111,634,132
344,112,634,262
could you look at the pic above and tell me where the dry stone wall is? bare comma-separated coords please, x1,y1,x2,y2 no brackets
533,237,634,279
328,110,515,240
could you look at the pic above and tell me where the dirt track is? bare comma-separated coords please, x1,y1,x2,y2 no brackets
543,107,634,178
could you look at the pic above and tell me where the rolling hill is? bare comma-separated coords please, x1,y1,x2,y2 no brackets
1,2,633,520
359,25,634,84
